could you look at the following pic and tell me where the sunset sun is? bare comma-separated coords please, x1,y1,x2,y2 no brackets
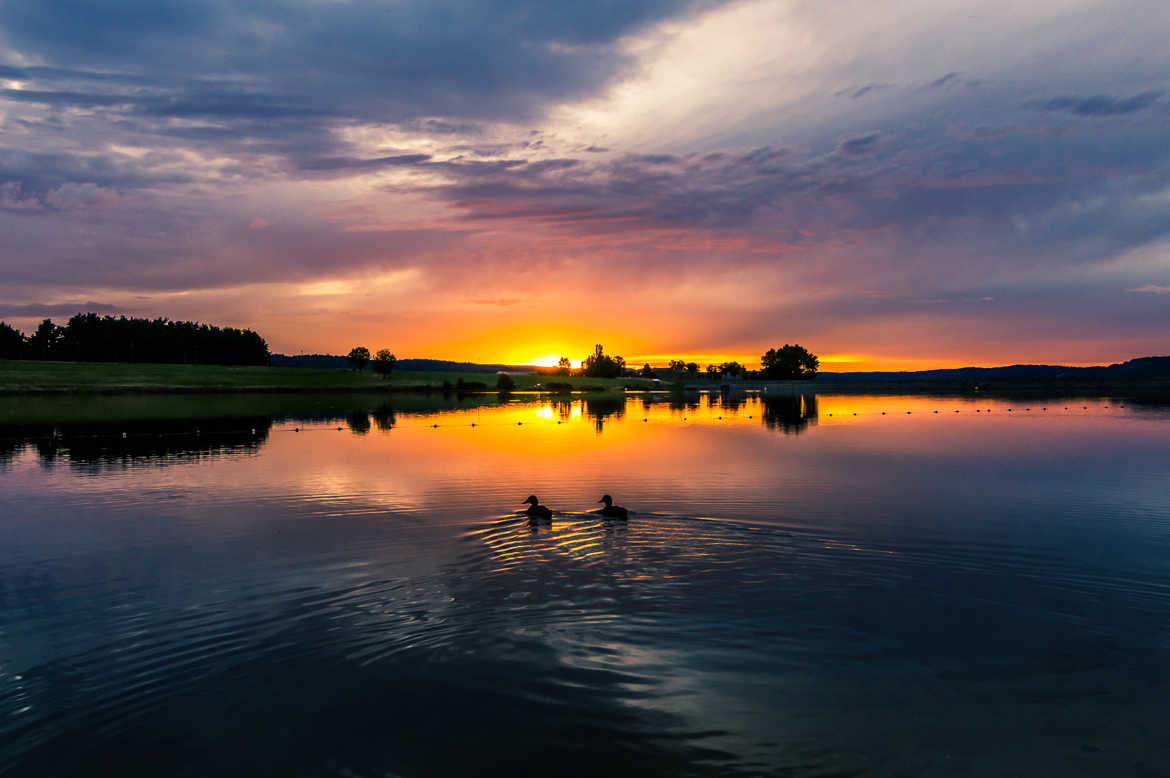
528,354,581,369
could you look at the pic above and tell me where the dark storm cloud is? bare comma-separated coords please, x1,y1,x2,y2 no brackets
1034,91,1162,116
0,0,718,126
0,0,722,215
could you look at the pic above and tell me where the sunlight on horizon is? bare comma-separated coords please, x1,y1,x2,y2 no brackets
528,354,582,369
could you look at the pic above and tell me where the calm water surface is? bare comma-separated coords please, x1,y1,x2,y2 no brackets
2,392,1170,776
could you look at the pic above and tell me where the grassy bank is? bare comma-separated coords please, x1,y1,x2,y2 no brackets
0,360,649,394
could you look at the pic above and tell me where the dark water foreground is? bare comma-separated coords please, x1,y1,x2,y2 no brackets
2,392,1169,777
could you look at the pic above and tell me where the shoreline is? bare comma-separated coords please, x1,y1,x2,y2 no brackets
0,360,642,395
3,359,1168,398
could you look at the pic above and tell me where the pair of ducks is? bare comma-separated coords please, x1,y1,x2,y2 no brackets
522,494,628,520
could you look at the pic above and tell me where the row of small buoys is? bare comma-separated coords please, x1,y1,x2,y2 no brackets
38,427,262,440
284,402,1126,434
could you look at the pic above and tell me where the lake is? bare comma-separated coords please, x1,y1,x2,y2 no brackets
2,390,1169,776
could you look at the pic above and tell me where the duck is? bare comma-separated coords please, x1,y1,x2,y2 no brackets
522,495,552,520
595,494,629,519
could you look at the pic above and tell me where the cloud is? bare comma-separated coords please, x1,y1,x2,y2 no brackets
0,1,723,129
0,181,121,211
1128,284,1170,294
0,301,120,319
837,133,880,156
1034,91,1162,116
0,182,43,212
297,153,434,173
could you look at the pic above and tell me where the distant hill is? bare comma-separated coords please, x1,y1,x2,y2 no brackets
270,354,538,373
819,356,1170,381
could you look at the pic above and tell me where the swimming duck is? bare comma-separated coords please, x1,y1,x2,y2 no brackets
522,495,552,520
596,494,629,519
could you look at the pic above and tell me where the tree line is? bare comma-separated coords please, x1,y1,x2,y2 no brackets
0,314,270,366
553,343,819,380
346,346,398,378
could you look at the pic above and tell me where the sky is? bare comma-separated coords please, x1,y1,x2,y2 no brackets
1,0,1168,370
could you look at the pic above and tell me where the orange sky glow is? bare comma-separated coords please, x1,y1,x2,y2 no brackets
2,0,1167,371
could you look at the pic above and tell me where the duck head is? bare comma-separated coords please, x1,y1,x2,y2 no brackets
598,494,613,506
523,495,540,506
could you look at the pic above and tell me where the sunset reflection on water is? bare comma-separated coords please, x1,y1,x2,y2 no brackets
2,391,1170,776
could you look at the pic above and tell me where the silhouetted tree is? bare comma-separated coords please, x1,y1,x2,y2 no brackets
557,356,572,376
668,359,686,373
582,344,625,378
640,363,656,378
705,363,719,379
0,321,24,359
760,344,819,380
14,313,268,365
719,361,745,377
372,349,397,379
497,373,516,393
347,346,371,372
686,362,699,377
28,319,63,360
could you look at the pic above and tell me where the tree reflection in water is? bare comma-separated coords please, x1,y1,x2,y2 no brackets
370,403,396,432
18,417,275,472
669,390,700,415
761,394,818,435
346,411,371,435
584,394,626,433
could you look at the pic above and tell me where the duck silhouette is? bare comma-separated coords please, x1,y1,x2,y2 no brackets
595,494,629,519
522,495,552,520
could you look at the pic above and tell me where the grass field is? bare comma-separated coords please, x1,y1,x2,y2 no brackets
0,360,652,394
